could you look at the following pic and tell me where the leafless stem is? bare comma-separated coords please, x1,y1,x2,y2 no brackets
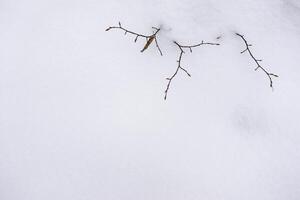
164,40,220,100
236,33,278,88
106,22,163,56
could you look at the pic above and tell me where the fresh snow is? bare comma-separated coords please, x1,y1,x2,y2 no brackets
0,0,300,200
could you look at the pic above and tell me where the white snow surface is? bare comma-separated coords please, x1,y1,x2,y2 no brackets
1,0,300,199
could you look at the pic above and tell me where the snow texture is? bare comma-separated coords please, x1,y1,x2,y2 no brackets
0,0,300,200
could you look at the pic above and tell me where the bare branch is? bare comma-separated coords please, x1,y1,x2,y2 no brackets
106,22,163,56
236,33,278,88
164,40,220,100
154,38,163,56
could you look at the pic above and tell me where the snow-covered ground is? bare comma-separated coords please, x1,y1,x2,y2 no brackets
1,0,300,199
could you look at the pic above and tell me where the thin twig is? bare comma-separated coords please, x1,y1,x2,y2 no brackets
164,40,220,100
106,22,163,56
236,33,278,88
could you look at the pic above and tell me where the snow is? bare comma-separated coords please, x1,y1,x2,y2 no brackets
0,0,300,199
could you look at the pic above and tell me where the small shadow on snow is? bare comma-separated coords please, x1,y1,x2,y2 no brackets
281,0,300,29
232,106,270,136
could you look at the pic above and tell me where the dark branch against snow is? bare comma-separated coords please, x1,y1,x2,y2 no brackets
164,40,220,100
106,22,163,56
236,33,278,88
106,23,279,99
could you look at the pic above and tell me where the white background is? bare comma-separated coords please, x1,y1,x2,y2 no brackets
1,0,300,199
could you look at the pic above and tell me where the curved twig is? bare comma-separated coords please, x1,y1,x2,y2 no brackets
106,22,163,56
164,40,220,100
236,33,278,88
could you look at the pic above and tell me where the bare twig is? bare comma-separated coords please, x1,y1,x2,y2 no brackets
106,22,163,56
164,40,220,100
236,33,278,88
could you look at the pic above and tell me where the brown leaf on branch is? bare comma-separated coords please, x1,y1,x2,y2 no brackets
106,22,163,56
141,36,155,53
